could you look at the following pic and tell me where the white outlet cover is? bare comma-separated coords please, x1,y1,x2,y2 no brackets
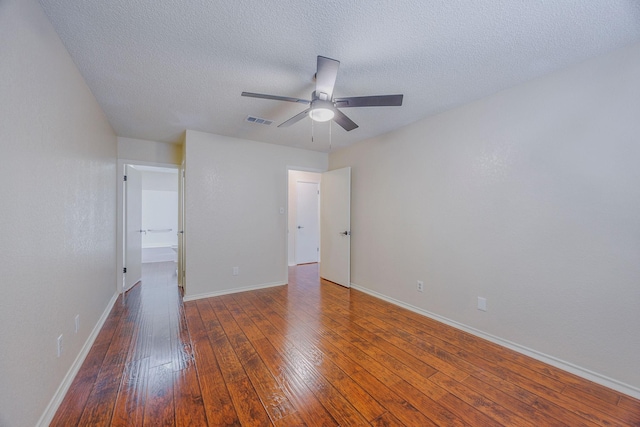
478,297,487,311
57,334,63,357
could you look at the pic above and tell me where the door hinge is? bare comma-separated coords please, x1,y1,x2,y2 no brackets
124,175,127,182
123,267,127,274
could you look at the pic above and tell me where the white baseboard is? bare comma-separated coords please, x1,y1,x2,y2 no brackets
183,281,287,302
350,282,640,400
36,292,120,427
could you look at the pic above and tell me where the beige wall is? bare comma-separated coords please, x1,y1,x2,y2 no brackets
0,0,118,425
330,42,640,397
118,136,183,165
183,131,327,300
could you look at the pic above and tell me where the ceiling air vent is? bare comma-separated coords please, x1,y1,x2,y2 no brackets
246,116,273,126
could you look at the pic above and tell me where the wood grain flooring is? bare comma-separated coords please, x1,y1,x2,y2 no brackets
52,262,640,426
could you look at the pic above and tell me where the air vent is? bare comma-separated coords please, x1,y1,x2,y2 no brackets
246,116,273,126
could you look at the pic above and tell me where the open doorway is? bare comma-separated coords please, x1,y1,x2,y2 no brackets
288,170,322,266
123,164,180,293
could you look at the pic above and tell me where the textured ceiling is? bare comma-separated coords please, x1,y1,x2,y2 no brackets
39,0,640,152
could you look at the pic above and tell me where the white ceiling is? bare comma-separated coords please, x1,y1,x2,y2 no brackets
39,0,640,152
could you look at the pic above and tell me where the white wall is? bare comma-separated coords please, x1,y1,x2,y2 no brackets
142,170,179,248
288,170,322,265
330,42,640,396
184,131,327,300
0,0,118,425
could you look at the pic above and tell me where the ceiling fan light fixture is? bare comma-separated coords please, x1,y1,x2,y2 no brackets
309,107,334,122
309,99,335,122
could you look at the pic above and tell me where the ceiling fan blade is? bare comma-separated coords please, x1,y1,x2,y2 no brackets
334,94,403,108
315,56,340,99
332,109,358,131
278,108,311,128
242,92,310,104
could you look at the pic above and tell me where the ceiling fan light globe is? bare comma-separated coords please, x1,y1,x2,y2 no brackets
309,107,334,122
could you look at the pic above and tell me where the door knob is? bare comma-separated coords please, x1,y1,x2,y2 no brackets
340,231,351,236
297,226,304,229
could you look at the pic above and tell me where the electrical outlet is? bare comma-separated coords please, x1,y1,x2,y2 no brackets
477,297,487,311
232,266,239,276
417,280,424,292
75,315,80,334
57,334,63,357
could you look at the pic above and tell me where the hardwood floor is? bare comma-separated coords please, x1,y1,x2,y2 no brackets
52,262,640,426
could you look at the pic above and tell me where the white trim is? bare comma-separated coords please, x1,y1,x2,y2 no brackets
350,282,640,400
183,281,287,302
286,165,326,174
36,292,120,427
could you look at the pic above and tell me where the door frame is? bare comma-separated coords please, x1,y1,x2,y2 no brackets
116,159,182,296
285,166,326,283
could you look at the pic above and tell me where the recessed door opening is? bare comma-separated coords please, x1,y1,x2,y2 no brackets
123,164,181,295
287,170,321,267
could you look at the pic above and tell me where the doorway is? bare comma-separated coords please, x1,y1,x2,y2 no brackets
286,167,351,288
122,163,181,293
288,170,321,266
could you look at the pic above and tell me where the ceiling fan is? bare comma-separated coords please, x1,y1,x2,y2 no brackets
242,56,403,131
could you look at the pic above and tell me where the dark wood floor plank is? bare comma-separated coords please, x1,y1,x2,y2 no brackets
199,299,273,426
240,291,416,423
214,296,371,426
349,287,611,401
562,385,640,426
340,287,570,404
111,357,149,426
469,368,600,427
437,392,504,427
430,371,537,427
77,289,141,426
187,301,241,426
50,297,127,426
143,363,175,426
250,336,340,427
53,262,640,427
225,293,388,424
212,296,299,423
618,394,640,412
462,373,571,427
241,286,456,427
174,365,208,427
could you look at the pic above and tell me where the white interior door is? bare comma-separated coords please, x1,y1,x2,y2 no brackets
125,165,143,290
320,167,351,287
295,181,319,264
